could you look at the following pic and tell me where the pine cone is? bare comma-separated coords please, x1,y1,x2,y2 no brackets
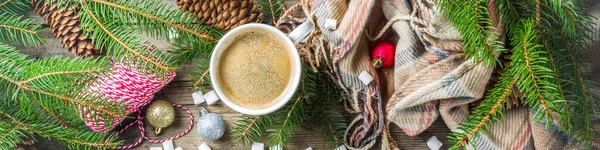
33,0,101,56
176,0,263,30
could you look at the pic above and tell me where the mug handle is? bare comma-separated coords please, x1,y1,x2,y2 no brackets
288,21,315,45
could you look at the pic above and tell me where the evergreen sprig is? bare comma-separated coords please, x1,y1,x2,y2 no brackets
541,1,598,145
0,13,44,47
438,0,503,66
0,44,126,149
232,115,273,147
442,0,599,149
78,2,175,75
0,0,30,15
509,20,562,122
77,0,223,65
231,66,347,149
0,44,128,129
256,0,285,23
0,97,122,150
448,68,516,149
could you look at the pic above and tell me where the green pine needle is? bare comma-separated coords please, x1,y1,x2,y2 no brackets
509,19,562,124
437,0,503,66
256,0,285,23
78,2,176,76
230,65,346,148
0,100,123,150
0,13,44,47
83,0,224,65
448,67,516,149
0,0,30,15
232,115,273,147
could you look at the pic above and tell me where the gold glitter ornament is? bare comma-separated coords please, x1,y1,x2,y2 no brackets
146,100,175,135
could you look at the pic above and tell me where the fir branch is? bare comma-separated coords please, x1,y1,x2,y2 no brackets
21,69,105,84
0,122,25,149
0,107,122,149
0,44,128,126
193,68,210,87
552,23,598,147
0,13,44,47
170,37,223,65
231,65,346,148
232,115,273,147
189,57,213,88
88,0,218,41
540,37,571,132
79,2,175,73
309,71,346,146
509,19,560,123
257,0,285,23
267,66,318,149
268,96,308,149
546,0,587,37
448,69,516,149
494,0,522,29
0,0,30,15
309,103,346,146
437,0,503,65
26,91,79,128
85,0,223,65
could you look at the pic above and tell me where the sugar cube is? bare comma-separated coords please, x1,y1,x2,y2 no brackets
197,143,211,150
251,142,265,150
427,136,442,150
359,71,374,85
192,91,205,105
204,90,220,105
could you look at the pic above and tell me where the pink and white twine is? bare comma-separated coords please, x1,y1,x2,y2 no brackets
78,44,195,148
83,60,176,132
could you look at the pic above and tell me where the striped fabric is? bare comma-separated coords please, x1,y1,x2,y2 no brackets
383,0,498,137
380,0,598,149
310,0,386,149
306,0,599,149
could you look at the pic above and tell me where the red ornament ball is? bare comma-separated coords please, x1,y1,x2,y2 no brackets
370,41,395,68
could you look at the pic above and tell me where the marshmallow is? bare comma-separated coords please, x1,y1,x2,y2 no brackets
192,91,205,105
162,140,174,150
198,143,211,150
358,71,374,85
334,145,347,150
427,136,443,150
270,144,282,150
325,19,337,30
175,147,183,150
251,142,265,150
305,147,313,150
203,90,220,105
150,147,163,150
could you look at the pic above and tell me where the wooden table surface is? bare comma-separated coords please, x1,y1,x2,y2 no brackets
26,0,600,150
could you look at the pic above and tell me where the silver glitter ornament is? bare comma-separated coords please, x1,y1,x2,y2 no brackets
197,107,225,141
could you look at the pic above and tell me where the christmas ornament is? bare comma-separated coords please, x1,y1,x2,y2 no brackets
147,100,176,135
197,107,225,141
32,0,101,56
175,0,263,30
370,41,395,68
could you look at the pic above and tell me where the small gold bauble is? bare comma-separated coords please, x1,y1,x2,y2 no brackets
146,100,175,135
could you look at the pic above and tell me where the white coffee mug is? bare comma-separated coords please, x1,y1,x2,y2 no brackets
209,22,314,115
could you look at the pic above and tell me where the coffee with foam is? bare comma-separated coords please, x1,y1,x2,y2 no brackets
216,28,294,110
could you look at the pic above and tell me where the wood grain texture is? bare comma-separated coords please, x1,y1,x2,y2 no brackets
25,0,600,150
